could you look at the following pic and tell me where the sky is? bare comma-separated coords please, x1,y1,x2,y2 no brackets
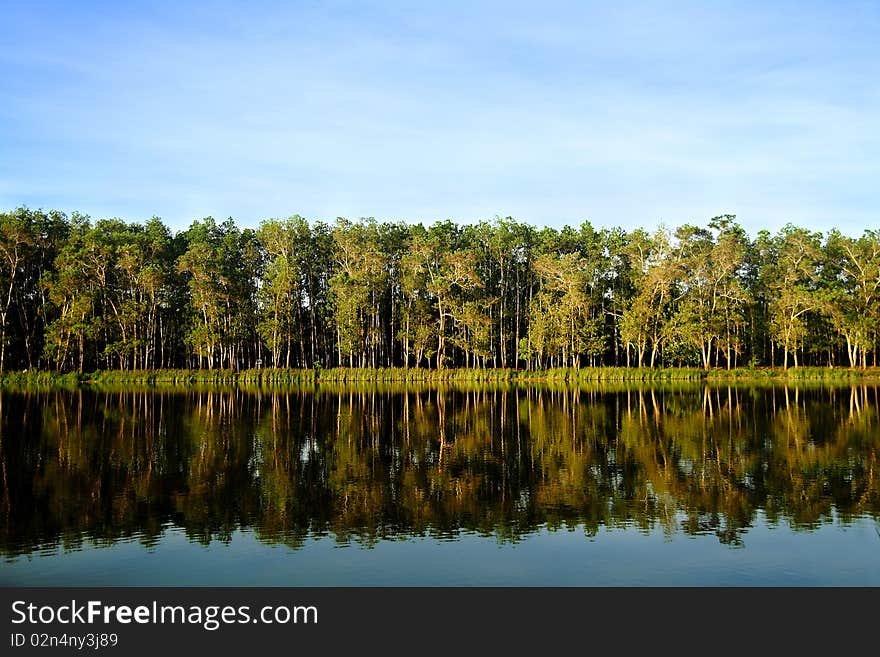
1,0,878,234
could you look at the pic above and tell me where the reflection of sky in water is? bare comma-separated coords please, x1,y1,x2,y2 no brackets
1,384,879,585
3,514,878,586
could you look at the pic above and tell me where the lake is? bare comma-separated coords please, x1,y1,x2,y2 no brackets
1,382,878,585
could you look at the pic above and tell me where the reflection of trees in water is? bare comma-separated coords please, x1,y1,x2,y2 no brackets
0,383,878,556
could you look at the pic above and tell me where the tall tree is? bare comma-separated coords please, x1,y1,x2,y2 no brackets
0,209,36,372
825,229,880,367
759,225,823,368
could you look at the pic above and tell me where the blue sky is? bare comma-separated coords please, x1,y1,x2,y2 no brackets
1,0,877,234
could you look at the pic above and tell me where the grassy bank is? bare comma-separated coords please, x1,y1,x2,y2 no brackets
1,366,879,388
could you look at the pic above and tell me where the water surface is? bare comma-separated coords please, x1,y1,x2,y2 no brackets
1,383,878,585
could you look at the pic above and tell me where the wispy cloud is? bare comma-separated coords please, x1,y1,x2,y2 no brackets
1,0,877,233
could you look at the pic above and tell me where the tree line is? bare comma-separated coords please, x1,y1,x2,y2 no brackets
1,207,878,373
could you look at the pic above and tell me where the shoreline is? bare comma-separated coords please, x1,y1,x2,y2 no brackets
2,366,879,388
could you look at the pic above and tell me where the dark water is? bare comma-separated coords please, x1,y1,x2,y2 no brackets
1,383,879,586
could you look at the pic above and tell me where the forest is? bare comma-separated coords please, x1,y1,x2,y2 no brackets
0,207,878,374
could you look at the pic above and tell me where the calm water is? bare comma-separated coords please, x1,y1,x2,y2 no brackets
1,383,879,586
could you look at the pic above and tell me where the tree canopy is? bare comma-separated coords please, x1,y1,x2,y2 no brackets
1,207,879,372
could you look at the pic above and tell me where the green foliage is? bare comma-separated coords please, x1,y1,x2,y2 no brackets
3,366,876,391
1,207,880,374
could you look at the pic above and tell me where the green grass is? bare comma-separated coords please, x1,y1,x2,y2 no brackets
0,370,84,388
1,365,877,389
